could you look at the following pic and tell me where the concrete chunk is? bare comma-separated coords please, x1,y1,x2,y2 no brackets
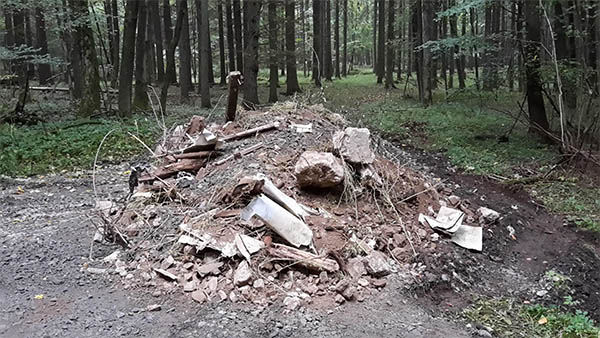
233,261,253,286
294,151,345,188
332,127,375,165
364,252,391,277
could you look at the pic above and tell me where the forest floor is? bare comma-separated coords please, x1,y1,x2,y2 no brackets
1,70,599,337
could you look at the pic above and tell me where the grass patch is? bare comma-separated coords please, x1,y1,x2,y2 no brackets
0,117,158,176
463,298,600,338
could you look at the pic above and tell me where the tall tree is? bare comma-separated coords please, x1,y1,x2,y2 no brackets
323,0,333,80
334,0,340,78
134,0,149,110
217,1,227,84
68,0,101,116
34,6,51,84
160,0,186,112
524,0,549,133
243,1,261,109
198,0,211,107
163,0,177,83
421,0,433,105
233,0,244,72
118,0,139,116
225,0,236,72
312,0,322,86
178,0,193,98
385,0,395,88
268,1,278,103
286,0,301,94
376,0,385,83
149,0,164,83
342,0,348,76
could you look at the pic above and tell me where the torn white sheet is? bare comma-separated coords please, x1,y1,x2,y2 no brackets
255,173,309,221
290,123,313,133
182,129,222,152
450,224,483,251
241,194,313,248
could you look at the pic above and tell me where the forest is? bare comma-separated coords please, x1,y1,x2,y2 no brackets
1,1,600,337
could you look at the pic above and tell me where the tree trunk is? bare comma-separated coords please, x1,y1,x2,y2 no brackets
376,0,385,83
385,0,395,88
160,0,186,112
323,0,333,81
233,0,244,72
163,0,176,84
334,0,340,78
149,0,164,84
243,1,261,109
217,2,227,85
34,7,51,84
524,0,549,134
412,0,423,102
286,0,301,94
3,9,14,47
118,0,138,116
421,0,433,105
179,0,192,98
342,0,348,76
373,0,377,73
69,0,101,116
225,0,236,72
198,0,211,107
133,0,149,110
268,1,278,103
312,0,322,86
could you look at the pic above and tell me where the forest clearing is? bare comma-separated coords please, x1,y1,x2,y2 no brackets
1,1,600,337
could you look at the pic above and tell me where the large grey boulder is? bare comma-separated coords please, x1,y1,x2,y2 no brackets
294,151,345,188
332,127,375,165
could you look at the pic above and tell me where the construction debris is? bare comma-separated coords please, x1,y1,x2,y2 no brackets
294,151,345,188
477,207,500,223
333,127,375,165
92,102,476,311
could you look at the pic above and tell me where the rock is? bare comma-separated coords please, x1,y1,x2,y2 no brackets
475,329,493,338
359,165,382,185
218,290,228,301
161,255,175,270
229,291,238,303
371,278,387,288
334,279,350,293
103,250,121,264
146,304,161,312
283,296,301,311
86,267,107,274
342,286,357,301
332,127,375,165
364,252,391,277
206,277,218,292
191,290,207,303
183,281,196,292
334,294,346,304
234,261,253,286
357,278,370,287
197,261,224,277
299,281,318,295
448,195,461,205
477,207,500,223
294,151,344,188
347,257,367,279
319,271,329,284
253,278,265,289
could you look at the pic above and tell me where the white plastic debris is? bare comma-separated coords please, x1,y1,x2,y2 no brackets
241,194,313,248
290,123,313,133
255,173,309,221
450,225,483,251
477,207,500,223
234,234,265,262
419,206,483,251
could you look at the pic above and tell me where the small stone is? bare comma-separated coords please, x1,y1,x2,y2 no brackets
191,290,207,303
347,257,367,279
183,281,196,292
234,261,253,286
103,250,121,264
152,290,162,297
116,311,125,318
357,278,370,287
334,294,346,304
477,207,500,223
146,304,161,312
253,278,265,289
299,282,318,295
183,262,194,270
161,255,175,270
536,290,548,297
141,272,152,281
218,290,228,301
475,329,493,338
229,291,238,303
206,277,218,292
342,287,357,301
294,151,345,188
364,252,391,277
319,271,329,284
334,279,350,293
283,296,301,311
448,195,461,205
371,278,387,288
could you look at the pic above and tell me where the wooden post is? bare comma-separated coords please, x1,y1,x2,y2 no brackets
226,71,243,122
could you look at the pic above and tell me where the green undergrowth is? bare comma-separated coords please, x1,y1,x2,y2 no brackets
463,298,599,338
0,117,158,176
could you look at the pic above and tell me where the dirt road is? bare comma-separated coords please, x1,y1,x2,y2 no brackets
0,168,470,338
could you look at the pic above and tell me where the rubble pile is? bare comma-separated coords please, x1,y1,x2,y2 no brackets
92,102,492,310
